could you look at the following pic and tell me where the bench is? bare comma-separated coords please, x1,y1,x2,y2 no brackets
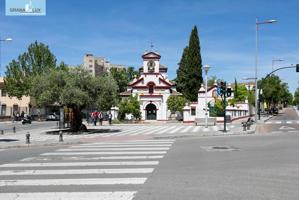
194,118,216,126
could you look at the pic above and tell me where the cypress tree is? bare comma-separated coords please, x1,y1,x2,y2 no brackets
176,46,189,93
185,26,203,101
234,78,238,100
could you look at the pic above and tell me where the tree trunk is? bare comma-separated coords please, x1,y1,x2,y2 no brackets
69,105,87,132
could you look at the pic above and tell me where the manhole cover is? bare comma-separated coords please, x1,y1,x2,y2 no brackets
201,146,239,152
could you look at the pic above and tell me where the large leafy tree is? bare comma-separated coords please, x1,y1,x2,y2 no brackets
294,88,299,105
259,75,292,109
176,26,203,101
30,68,118,131
166,95,187,113
118,95,141,120
4,41,57,98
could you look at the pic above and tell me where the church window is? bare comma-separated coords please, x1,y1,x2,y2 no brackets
191,108,196,116
149,84,154,94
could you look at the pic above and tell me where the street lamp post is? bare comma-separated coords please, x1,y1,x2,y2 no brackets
203,65,210,128
0,37,13,76
272,59,284,71
255,18,277,122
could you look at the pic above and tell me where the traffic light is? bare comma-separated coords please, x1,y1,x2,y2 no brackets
227,88,232,97
296,64,299,72
220,82,226,96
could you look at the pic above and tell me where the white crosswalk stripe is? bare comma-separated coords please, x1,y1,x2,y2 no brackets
93,125,240,137
0,139,175,200
0,192,136,200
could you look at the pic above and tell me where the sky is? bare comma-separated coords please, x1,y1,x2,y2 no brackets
0,0,299,93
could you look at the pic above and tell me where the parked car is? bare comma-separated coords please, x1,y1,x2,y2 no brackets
46,113,59,121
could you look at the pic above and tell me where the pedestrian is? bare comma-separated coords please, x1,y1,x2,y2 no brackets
91,111,98,126
98,111,103,126
108,112,112,125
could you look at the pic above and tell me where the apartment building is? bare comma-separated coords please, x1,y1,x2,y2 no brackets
82,54,125,76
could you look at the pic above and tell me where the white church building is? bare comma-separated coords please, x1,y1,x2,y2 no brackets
120,51,181,121
183,82,252,123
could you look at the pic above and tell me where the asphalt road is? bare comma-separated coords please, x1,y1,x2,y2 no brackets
257,107,299,134
0,109,298,199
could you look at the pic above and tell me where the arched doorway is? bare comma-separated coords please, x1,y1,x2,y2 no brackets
146,103,157,120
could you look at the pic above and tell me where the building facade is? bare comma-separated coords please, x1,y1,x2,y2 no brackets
82,54,125,76
120,51,181,121
0,77,31,118
183,82,252,123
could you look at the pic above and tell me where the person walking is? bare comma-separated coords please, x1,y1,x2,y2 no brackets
98,111,103,126
108,112,112,125
91,111,98,126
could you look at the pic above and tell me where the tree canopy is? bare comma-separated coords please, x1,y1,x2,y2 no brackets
166,95,187,113
176,26,203,101
4,41,57,98
259,75,292,108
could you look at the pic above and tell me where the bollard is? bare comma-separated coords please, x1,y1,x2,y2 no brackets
59,131,63,142
247,124,251,130
13,126,16,133
242,123,247,131
1,130,3,135
26,133,30,144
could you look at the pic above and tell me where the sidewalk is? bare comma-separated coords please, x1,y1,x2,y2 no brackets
0,116,273,149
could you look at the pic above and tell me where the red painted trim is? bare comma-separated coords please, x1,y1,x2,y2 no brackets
133,86,147,89
129,77,144,86
143,73,160,75
142,52,161,59
155,86,171,89
183,121,194,123
198,85,217,93
159,77,173,86
140,94,163,97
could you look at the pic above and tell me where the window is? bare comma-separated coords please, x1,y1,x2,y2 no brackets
89,59,93,63
89,64,93,68
1,89,7,97
149,84,154,94
1,104,6,116
191,108,196,116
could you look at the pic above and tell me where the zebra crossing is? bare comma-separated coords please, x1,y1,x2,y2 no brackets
98,124,233,137
265,120,299,124
0,139,175,200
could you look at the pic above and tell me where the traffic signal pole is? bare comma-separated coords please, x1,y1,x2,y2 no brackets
223,88,227,132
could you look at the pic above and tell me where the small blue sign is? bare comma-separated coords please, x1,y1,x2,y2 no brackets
6,0,46,16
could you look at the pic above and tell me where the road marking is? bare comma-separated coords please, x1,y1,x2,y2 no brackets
181,126,193,133
79,141,174,145
0,168,154,175
286,121,293,124
72,144,172,148
0,192,137,200
0,161,159,167
191,126,201,132
169,126,185,134
0,178,147,186
288,130,299,133
41,151,167,156
265,121,272,124
154,126,176,134
59,147,170,151
279,126,295,130
142,126,166,135
275,121,282,124
57,147,170,151
21,155,164,161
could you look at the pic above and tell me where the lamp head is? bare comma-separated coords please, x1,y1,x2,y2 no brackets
5,38,13,41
